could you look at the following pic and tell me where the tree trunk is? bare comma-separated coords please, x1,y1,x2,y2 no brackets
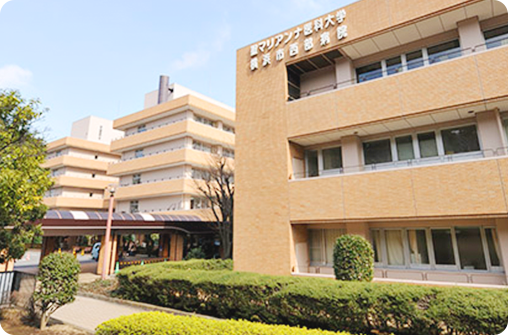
40,311,49,330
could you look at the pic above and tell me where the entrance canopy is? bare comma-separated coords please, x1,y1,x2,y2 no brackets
39,210,214,236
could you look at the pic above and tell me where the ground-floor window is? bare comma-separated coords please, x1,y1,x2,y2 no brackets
308,229,346,266
371,226,503,272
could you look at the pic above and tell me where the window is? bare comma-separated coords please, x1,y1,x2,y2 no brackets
193,141,212,153
431,229,456,266
406,50,424,70
386,56,403,76
427,40,461,64
306,150,319,177
455,227,487,270
308,230,323,264
132,174,141,185
223,149,235,159
92,173,96,178
137,124,147,133
308,229,346,265
385,230,405,266
396,135,415,161
224,125,235,134
192,169,210,180
94,155,99,160
89,193,93,198
322,147,342,170
484,25,508,49
372,230,383,263
407,229,429,265
135,149,144,158
130,200,139,214
441,125,480,155
485,228,501,267
373,227,502,272
504,119,508,143
417,132,438,158
356,62,383,83
194,115,214,127
363,139,392,165
190,197,209,209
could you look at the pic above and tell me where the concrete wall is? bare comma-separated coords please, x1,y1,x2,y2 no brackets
71,116,123,144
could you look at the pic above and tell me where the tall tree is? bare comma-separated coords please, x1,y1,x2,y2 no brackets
0,90,52,263
194,155,234,259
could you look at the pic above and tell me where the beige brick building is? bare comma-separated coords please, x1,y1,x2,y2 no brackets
43,116,122,210
108,77,235,215
235,0,508,286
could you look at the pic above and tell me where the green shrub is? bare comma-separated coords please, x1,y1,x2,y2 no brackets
333,235,374,282
120,259,233,276
184,247,207,260
117,263,508,335
33,252,80,329
95,312,351,335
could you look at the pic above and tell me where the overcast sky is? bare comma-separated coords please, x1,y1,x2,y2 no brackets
0,0,350,140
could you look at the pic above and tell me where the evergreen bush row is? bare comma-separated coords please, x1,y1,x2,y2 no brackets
95,312,352,335
117,261,508,335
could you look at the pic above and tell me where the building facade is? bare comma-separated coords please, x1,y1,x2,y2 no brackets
235,0,508,286
43,116,122,210
108,77,235,215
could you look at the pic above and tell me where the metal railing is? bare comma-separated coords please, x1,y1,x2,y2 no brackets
293,40,507,100
118,146,186,162
119,175,185,188
293,147,508,180
113,118,234,142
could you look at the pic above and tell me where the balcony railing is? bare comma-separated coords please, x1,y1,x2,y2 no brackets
116,146,186,163
293,41,506,101
293,147,508,180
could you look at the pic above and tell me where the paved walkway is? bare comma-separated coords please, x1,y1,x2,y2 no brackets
52,296,149,333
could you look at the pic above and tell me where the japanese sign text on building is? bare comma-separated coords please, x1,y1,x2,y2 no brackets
249,9,347,71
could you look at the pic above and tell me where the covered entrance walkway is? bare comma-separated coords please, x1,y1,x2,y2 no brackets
38,210,215,275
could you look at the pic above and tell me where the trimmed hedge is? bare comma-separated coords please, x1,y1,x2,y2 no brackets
117,261,508,335
333,235,374,282
121,259,233,274
95,312,352,335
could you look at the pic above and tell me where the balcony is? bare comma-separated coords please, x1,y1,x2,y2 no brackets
289,155,508,222
42,156,110,171
111,120,235,152
287,44,508,138
108,148,223,176
44,196,108,210
114,178,199,201
53,176,112,190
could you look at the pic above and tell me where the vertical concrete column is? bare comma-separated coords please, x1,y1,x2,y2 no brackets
160,234,170,258
457,17,486,53
41,236,56,258
346,222,369,238
290,225,309,273
216,120,224,130
496,219,508,283
184,137,193,149
109,235,119,275
341,135,364,173
169,233,184,261
97,233,118,276
335,57,355,89
476,109,506,157
289,143,305,180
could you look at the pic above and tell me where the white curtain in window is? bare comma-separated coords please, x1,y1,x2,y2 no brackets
308,230,323,263
325,229,345,264
386,230,405,266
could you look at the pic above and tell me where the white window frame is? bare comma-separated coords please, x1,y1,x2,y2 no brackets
372,226,503,273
